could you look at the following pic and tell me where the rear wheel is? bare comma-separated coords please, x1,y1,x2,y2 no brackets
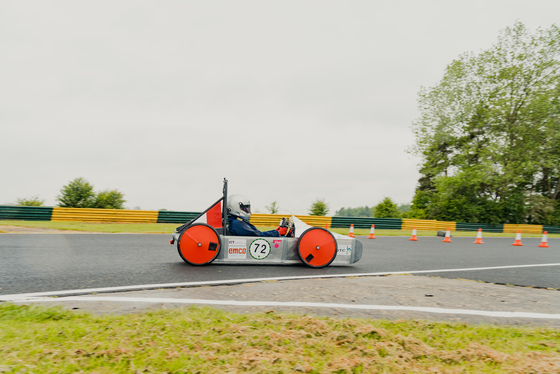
177,224,221,265
296,228,337,268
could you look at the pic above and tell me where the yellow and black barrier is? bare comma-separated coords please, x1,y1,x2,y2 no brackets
402,219,456,232
51,207,159,223
249,213,332,228
503,224,543,234
1,205,559,234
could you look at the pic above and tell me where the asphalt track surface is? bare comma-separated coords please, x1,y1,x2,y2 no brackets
1,233,559,296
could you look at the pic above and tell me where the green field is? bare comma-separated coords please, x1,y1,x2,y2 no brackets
1,220,556,238
1,303,559,373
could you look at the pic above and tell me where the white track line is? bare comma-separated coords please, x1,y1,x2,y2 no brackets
9,296,560,320
1,262,559,301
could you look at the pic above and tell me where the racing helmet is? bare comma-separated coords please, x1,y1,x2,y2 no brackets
227,194,251,220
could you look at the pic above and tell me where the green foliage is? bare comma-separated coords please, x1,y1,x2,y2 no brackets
397,204,411,214
374,197,400,218
406,190,431,219
335,206,373,217
56,177,96,208
16,196,44,207
410,21,560,224
56,178,126,209
94,190,126,209
266,201,279,214
309,199,329,216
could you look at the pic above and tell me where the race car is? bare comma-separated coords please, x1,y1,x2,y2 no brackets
170,179,363,268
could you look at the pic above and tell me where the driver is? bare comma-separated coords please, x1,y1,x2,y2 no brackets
227,194,288,237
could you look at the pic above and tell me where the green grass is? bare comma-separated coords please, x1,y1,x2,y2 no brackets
1,220,558,237
0,303,559,373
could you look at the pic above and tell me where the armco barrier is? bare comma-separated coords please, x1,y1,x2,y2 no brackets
155,212,333,227
51,207,159,223
0,206,53,221
157,211,200,224
250,214,332,228
2,206,560,234
402,219,456,232
456,222,504,233
544,225,560,234
331,216,402,230
503,224,543,234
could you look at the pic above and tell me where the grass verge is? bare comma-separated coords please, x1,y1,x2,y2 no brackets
1,303,559,373
1,220,557,238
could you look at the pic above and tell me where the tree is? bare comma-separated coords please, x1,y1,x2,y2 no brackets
335,206,373,217
410,21,560,224
56,178,96,208
94,190,126,209
397,204,411,214
56,178,127,209
266,201,279,214
17,196,44,207
373,197,400,218
309,199,329,216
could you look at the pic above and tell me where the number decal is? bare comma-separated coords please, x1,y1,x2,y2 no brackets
249,239,271,260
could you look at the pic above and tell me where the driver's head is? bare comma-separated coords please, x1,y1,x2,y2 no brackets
227,194,251,220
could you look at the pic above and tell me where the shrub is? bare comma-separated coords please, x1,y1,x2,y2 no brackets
16,196,45,207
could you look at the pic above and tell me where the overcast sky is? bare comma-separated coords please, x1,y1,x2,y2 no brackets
2,1,559,215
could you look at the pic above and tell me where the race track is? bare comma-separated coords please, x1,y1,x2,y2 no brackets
1,234,559,296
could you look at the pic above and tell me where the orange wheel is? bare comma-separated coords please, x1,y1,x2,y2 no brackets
296,228,337,268
177,224,221,265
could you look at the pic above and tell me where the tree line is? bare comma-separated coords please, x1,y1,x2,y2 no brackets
16,177,126,209
321,22,560,224
408,21,560,225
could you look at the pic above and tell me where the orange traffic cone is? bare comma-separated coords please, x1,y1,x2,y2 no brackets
349,224,355,238
409,227,418,241
368,224,376,239
538,231,549,248
443,228,452,243
512,230,523,246
325,222,329,229
473,228,484,244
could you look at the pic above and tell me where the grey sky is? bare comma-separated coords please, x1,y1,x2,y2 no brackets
2,1,559,215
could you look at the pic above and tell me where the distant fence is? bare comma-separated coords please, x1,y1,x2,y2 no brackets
157,211,200,224
1,205,559,234
0,206,53,221
51,208,159,223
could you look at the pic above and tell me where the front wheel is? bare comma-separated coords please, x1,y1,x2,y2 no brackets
177,224,221,265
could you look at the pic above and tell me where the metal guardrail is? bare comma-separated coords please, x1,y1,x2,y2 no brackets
544,225,560,234
331,216,402,230
249,214,332,228
157,211,200,224
402,219,456,231
0,206,53,221
503,224,543,234
51,208,159,223
456,222,504,233
1,206,559,234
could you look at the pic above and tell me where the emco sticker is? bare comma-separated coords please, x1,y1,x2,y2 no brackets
249,238,271,260
228,238,247,259
337,244,352,255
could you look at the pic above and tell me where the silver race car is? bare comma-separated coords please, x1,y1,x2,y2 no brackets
170,179,362,268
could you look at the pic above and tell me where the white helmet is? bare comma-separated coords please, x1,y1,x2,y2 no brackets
227,194,251,220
